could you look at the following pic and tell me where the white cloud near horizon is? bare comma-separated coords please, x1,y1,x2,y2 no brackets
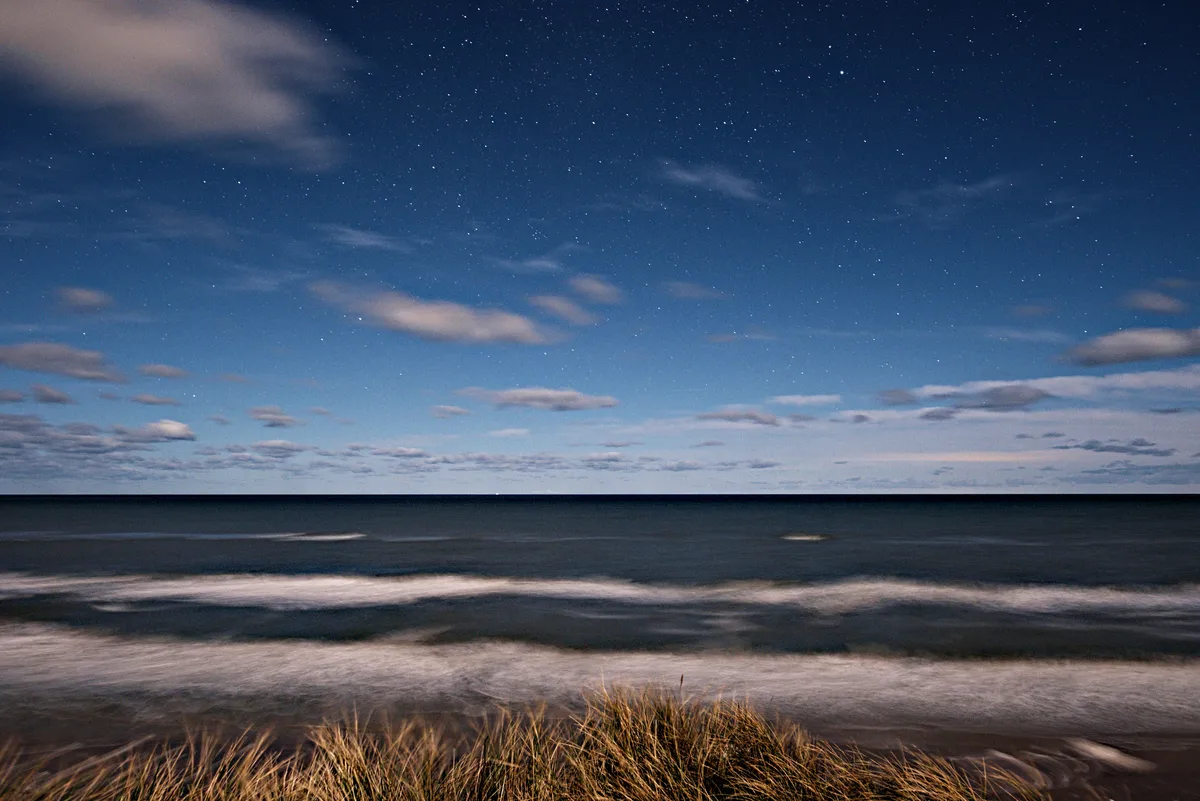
462,387,619,412
0,0,345,167
660,161,764,201
912,364,1200,400
312,282,550,345
0,342,124,382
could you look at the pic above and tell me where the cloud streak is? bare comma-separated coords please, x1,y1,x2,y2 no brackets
0,342,123,382
1065,328,1200,366
312,282,549,345
462,387,619,411
0,0,346,166
660,161,764,201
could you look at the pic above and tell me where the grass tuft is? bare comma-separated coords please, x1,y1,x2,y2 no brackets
0,687,1046,801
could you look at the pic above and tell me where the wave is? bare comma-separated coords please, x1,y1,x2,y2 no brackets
2,572,1199,616
0,621,1197,736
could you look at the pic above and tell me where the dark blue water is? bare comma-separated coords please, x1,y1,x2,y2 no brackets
1,496,1197,660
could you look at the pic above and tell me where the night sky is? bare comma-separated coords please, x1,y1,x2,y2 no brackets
1,0,1198,492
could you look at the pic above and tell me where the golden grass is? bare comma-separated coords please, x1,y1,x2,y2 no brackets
0,687,1047,801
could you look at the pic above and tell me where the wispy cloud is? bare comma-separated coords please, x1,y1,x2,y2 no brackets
660,161,764,201
1065,328,1200,366
320,225,412,252
1123,290,1185,314
568,274,623,305
980,327,1071,344
892,175,1013,226
696,408,780,426
55,286,113,314
767,394,842,406
492,242,580,273
312,282,550,345
431,405,470,418
31,384,74,404
461,387,619,411
488,428,530,438
1053,438,1176,458
913,364,1200,400
0,0,347,166
0,389,25,403
0,341,123,382
249,405,303,428
138,363,188,379
132,393,181,407
529,295,597,325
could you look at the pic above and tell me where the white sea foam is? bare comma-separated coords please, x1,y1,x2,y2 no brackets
0,622,1197,736
1,572,1199,616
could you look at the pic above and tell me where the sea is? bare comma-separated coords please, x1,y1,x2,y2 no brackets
2,495,1199,739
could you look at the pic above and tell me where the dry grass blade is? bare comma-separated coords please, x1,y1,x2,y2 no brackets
0,688,1052,801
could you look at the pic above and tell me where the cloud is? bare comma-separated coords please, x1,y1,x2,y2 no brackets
462,387,619,412
1064,328,1200,366
0,341,123,381
120,419,196,442
1013,304,1052,317
767,394,841,406
208,414,231,425
0,0,347,166
431,405,470,418
311,282,549,345
1053,438,1177,458
696,408,780,426
660,161,764,201
913,364,1200,400
919,407,958,421
893,175,1013,226
320,225,411,252
56,286,113,314
31,384,74,404
132,393,181,406
310,406,331,415
0,389,24,403
251,440,310,458
249,405,302,428
492,242,580,273
981,327,1072,344
568,274,623,304
489,428,530,438
694,440,724,447
138,363,188,379
1158,278,1197,291
664,281,726,300
529,295,597,325
878,389,918,406
369,446,427,458
1124,290,1185,314
945,384,1052,411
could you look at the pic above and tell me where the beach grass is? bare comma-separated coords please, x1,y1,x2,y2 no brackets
0,686,1045,801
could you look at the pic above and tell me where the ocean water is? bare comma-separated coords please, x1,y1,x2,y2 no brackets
1,495,1199,736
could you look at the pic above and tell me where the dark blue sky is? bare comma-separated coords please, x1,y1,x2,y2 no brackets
1,0,1198,492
